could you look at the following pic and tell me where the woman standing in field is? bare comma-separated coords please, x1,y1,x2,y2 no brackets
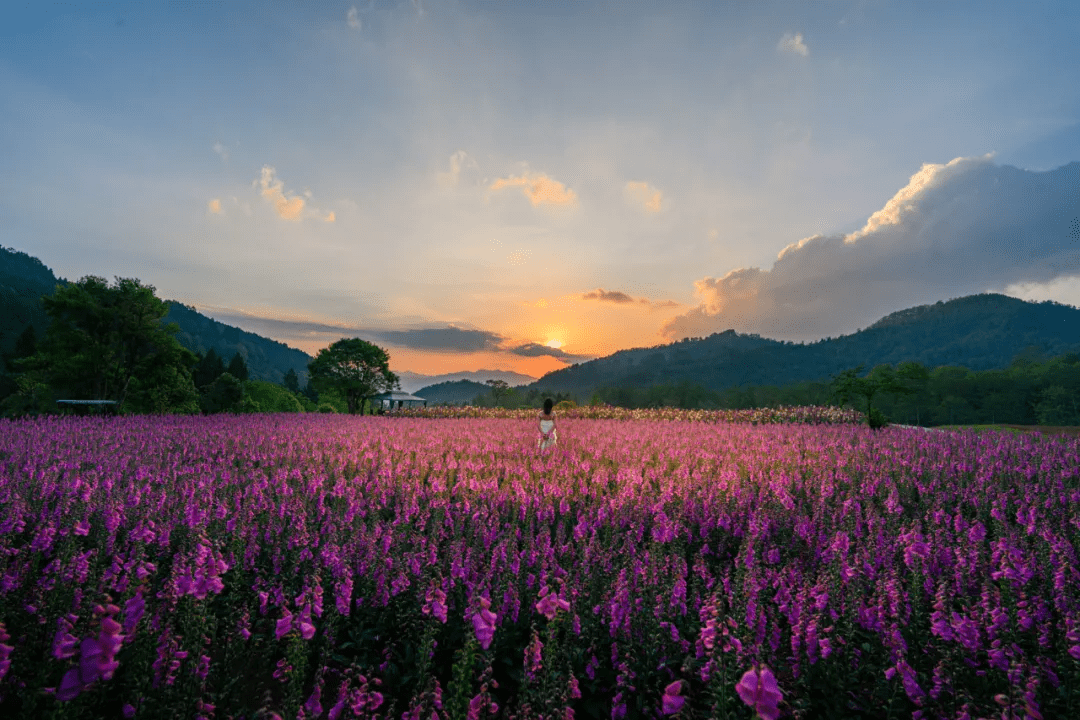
538,398,558,450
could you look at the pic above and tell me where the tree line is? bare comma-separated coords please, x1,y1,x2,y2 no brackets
575,353,1080,427
0,276,399,417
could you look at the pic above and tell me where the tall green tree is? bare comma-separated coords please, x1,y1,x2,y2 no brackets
22,276,198,413
283,367,300,393
227,352,250,382
193,348,226,389
307,338,397,414
831,362,926,428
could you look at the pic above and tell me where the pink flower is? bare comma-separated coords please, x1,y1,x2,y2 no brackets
661,680,685,715
535,586,571,620
423,587,449,624
735,665,782,720
276,609,293,640
471,597,497,650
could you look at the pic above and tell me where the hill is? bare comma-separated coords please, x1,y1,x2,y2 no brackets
396,369,536,394
0,245,312,384
530,293,1080,397
413,379,489,405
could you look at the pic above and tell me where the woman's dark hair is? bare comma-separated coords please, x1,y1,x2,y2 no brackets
543,398,554,414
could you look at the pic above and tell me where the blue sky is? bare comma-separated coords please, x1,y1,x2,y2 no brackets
2,0,1079,375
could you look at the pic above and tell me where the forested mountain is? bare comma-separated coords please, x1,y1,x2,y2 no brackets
163,303,311,385
0,246,58,363
530,293,1080,397
413,379,490,405
0,245,311,384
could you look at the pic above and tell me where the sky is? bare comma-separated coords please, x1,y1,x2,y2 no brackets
2,0,1079,378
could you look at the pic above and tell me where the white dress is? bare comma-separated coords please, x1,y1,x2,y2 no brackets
538,418,557,449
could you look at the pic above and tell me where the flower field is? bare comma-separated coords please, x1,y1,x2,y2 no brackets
0,413,1078,719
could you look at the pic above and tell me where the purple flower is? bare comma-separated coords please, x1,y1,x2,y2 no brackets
423,587,448,624
535,585,571,620
276,609,294,640
661,680,685,715
735,665,782,720
471,597,497,650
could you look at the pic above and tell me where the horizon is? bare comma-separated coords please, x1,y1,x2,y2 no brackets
4,1,1079,376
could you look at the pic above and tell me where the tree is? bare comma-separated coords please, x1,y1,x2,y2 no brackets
22,276,198,413
307,338,397,415
193,348,226,389
486,379,511,406
831,363,925,429
228,352,250,382
283,368,300,393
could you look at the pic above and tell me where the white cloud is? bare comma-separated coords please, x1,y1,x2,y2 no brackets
213,142,228,160
778,32,809,57
489,171,578,207
662,156,1080,342
624,180,664,213
347,6,361,30
437,150,479,189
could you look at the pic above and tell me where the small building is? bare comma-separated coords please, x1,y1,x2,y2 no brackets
371,391,428,411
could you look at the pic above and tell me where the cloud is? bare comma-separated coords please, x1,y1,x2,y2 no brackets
213,142,228,160
661,156,1080,342
778,32,809,57
582,288,635,304
207,198,223,215
624,181,664,212
324,211,336,223
346,6,361,30
367,326,506,353
581,288,680,310
437,150,478,189
507,342,593,362
489,172,578,207
257,166,305,221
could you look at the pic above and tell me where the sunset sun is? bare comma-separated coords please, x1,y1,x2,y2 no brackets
545,339,564,349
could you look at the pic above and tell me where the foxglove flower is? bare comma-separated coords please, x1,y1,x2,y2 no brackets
535,585,571,620
661,680,685,715
735,665,782,720
471,597,497,649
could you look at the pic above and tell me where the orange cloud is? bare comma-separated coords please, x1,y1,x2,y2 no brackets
624,181,663,212
208,198,223,215
489,172,577,207
324,211,336,223
258,166,305,221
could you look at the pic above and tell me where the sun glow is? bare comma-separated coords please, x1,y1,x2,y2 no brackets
545,339,564,349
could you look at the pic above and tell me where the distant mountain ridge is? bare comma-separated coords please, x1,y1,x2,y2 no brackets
412,379,489,405
530,293,1080,397
396,369,536,394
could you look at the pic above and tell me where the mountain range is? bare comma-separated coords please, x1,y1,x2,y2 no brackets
4,245,1079,400
527,293,1080,398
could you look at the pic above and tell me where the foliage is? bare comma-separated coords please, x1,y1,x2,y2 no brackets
245,380,304,413
831,362,927,429
18,276,198,414
228,352,250,383
283,368,300,393
1,415,1078,718
486,379,511,405
199,372,247,414
192,348,226,389
307,338,397,414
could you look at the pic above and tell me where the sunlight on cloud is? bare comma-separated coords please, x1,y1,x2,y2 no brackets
257,166,325,222
489,172,578,207
324,211,335,223
624,181,664,212
207,198,223,215
663,156,1080,342
778,32,809,57
844,154,995,243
